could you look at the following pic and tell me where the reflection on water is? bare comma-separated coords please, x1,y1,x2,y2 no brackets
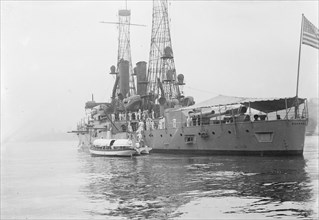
79,139,317,219
1,136,317,219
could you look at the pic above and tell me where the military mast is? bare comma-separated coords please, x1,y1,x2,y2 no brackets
147,0,185,107
101,4,145,100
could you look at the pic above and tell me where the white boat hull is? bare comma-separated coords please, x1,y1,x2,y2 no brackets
89,148,137,157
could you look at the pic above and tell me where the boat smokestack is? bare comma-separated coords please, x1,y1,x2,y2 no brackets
135,61,148,96
118,60,130,98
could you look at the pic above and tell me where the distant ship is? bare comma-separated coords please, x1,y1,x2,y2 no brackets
306,98,318,136
71,0,310,156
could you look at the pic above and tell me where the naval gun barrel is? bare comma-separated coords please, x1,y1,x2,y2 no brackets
191,106,247,118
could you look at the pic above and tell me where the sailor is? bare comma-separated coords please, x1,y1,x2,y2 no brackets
172,118,177,128
151,109,155,119
132,112,136,120
146,118,151,131
127,122,133,133
187,114,192,127
150,119,154,130
138,121,144,132
162,117,166,129
123,112,126,121
158,117,163,129
197,115,201,126
137,109,142,121
136,121,144,142
143,110,148,120
111,113,115,122
128,111,132,121
105,126,112,139
137,132,143,142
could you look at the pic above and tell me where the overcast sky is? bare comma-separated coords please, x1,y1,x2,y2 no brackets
1,0,318,141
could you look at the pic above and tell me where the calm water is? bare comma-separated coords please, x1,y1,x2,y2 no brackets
1,136,318,219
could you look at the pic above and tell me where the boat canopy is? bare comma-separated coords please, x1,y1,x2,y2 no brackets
93,139,113,147
181,95,305,113
93,139,132,147
112,139,132,147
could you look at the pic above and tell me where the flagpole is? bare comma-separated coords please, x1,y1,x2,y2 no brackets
295,14,304,118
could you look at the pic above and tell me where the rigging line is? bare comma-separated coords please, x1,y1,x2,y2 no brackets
184,86,219,95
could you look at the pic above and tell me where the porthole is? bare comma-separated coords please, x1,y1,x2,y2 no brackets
160,134,163,137
170,134,172,137
212,131,215,135
180,134,183,136
246,129,249,133
228,130,231,134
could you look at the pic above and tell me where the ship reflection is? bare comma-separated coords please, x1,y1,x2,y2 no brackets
78,154,313,219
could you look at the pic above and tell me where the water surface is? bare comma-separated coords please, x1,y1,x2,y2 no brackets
1,136,318,219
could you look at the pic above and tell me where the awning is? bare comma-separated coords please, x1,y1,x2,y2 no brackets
181,95,305,113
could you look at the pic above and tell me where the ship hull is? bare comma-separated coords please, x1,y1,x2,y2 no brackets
143,119,307,156
150,149,303,156
77,130,107,150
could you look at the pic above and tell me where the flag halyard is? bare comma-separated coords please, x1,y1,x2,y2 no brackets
302,16,319,49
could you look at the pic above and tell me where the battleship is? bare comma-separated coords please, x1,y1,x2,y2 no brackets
70,1,317,156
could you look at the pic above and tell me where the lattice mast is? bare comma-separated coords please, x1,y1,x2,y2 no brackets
116,8,136,97
147,0,180,101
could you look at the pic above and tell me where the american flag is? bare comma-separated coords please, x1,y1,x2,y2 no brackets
302,15,319,49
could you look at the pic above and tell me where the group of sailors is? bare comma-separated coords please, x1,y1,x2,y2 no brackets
111,109,256,131
186,114,201,127
126,116,166,132
111,109,155,122
186,112,253,126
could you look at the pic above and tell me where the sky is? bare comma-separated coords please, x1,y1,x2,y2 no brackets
1,0,318,142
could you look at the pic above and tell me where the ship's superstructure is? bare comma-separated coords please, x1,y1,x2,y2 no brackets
72,5,144,148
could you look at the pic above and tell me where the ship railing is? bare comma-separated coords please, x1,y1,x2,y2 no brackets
184,100,308,127
91,99,308,131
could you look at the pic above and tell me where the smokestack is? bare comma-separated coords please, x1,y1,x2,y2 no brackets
118,60,130,98
135,61,147,96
